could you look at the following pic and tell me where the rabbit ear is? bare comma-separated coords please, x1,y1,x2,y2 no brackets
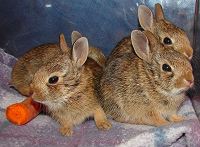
131,30,151,63
143,30,160,50
71,31,82,45
59,33,70,54
155,3,164,21
72,37,89,68
138,5,154,31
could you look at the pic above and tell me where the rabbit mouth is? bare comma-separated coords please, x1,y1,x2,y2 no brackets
172,87,190,95
31,93,47,103
157,87,186,96
31,96,44,104
41,99,66,110
33,99,44,104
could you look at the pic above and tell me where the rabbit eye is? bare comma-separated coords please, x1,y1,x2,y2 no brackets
163,37,172,45
162,64,172,72
48,76,59,84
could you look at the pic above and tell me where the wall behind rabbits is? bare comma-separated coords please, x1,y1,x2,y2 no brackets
192,0,200,96
0,0,196,56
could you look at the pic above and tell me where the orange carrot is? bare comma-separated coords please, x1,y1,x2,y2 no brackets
6,97,42,125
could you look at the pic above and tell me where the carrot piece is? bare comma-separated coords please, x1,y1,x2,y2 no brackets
6,97,42,125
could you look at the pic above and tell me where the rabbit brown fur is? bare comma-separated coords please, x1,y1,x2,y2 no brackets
107,3,193,65
100,30,194,126
11,44,60,96
30,35,111,136
11,31,106,96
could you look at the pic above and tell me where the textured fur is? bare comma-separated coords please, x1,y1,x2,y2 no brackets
106,3,193,65
11,32,106,96
30,36,111,136
100,30,193,126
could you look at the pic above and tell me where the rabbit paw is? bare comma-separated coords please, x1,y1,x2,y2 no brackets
96,119,112,130
153,118,169,127
60,126,73,136
169,115,185,123
94,107,112,130
147,111,169,126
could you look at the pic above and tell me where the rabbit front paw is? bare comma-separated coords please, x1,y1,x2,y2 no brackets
60,126,73,136
168,114,185,123
153,117,169,127
96,119,112,130
94,107,112,130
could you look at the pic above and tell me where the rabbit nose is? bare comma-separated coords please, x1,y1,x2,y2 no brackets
184,79,194,88
188,55,193,61
183,52,192,60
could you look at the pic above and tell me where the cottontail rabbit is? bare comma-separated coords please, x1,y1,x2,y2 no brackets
11,31,106,96
100,30,194,126
107,3,193,64
30,34,111,136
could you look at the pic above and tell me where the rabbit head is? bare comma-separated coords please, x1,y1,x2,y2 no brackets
30,34,89,105
131,30,194,96
138,3,193,60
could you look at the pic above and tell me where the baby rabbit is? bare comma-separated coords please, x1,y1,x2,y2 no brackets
30,34,111,136
107,3,193,64
11,31,106,96
100,30,194,126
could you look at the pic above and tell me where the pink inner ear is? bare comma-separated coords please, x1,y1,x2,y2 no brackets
74,44,82,59
138,5,153,31
131,30,150,62
72,37,89,67
137,34,149,53
133,32,149,54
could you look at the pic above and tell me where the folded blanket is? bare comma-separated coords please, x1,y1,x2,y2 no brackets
0,48,200,147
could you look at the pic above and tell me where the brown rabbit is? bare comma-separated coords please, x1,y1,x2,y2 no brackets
107,3,193,64
30,35,111,136
11,31,106,96
100,30,194,126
